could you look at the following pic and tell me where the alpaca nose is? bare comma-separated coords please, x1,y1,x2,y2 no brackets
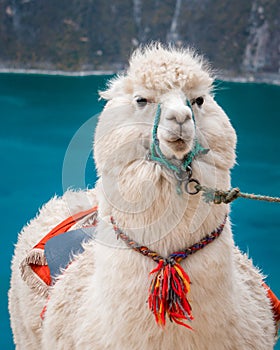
166,108,192,124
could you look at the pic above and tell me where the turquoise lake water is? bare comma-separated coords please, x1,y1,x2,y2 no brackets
1,74,279,349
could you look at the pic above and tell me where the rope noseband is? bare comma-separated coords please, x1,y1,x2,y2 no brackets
148,104,209,195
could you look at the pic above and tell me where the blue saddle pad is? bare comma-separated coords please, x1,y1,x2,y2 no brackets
44,227,96,283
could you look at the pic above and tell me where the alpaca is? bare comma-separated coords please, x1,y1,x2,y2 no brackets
9,44,277,350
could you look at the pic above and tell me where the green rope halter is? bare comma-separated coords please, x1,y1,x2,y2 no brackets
148,104,280,204
149,104,209,194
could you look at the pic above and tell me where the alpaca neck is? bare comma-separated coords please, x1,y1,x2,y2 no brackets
97,159,229,255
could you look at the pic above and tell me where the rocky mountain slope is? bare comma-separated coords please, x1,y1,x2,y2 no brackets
0,0,279,80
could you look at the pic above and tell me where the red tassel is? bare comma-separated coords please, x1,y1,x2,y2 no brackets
148,261,193,329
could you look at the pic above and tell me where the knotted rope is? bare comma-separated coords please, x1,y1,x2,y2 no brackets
195,185,280,204
111,215,227,329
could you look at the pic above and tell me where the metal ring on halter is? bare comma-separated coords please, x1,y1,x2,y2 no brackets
185,178,201,195
174,171,190,182
185,165,192,174
174,165,192,182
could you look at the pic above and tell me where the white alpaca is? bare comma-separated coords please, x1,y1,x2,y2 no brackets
9,44,277,349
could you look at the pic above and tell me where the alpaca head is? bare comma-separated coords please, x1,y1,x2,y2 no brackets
94,44,236,228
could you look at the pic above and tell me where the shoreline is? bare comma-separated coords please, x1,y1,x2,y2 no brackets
216,71,280,86
0,68,279,86
0,68,115,77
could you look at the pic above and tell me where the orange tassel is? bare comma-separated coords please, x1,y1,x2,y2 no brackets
148,260,193,329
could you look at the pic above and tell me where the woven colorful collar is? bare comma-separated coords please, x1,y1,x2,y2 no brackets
111,215,227,329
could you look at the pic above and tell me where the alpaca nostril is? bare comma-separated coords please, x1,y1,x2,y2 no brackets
174,113,191,125
170,113,191,124
165,107,193,124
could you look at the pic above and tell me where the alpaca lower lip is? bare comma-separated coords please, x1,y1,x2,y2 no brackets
166,138,186,145
165,138,189,151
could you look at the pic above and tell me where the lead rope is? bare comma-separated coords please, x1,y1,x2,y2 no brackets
194,185,280,204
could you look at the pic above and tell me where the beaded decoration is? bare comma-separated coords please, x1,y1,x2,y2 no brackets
111,215,227,329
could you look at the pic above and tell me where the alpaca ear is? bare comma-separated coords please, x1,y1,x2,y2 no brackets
99,75,132,100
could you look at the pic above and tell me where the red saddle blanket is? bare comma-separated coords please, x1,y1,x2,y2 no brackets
20,206,98,297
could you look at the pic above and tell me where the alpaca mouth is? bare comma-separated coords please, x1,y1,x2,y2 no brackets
167,137,185,145
166,137,188,151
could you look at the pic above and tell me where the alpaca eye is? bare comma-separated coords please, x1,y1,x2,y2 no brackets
136,97,148,107
195,97,204,107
